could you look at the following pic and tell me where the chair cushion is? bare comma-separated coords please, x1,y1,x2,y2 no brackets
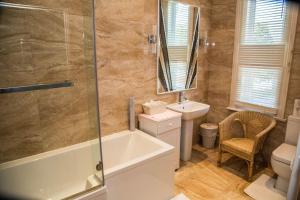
222,138,255,160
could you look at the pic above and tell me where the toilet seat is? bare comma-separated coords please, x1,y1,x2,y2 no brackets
271,143,295,191
272,143,296,165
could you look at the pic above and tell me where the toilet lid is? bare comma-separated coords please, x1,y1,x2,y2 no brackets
272,143,296,165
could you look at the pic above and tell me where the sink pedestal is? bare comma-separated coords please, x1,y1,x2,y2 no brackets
180,119,193,161
167,100,210,162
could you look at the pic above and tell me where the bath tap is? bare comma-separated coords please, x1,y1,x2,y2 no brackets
96,161,103,171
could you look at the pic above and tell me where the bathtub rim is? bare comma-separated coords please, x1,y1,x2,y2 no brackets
0,130,175,200
73,185,107,200
101,130,175,179
0,130,174,175
0,139,100,170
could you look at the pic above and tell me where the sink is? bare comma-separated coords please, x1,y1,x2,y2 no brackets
166,100,210,161
167,101,210,120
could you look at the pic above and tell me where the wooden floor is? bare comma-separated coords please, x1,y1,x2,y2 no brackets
174,145,274,200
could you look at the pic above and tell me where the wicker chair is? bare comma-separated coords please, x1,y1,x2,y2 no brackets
218,111,276,181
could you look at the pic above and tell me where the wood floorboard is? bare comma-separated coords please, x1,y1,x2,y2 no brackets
174,144,274,200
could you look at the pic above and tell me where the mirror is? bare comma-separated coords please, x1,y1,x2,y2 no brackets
157,0,200,94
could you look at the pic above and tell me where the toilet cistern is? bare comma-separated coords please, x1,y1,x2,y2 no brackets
293,99,300,117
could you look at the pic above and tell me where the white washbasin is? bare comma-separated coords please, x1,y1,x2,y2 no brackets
167,101,210,120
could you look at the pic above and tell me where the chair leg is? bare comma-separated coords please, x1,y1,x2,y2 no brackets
218,150,222,167
248,161,254,181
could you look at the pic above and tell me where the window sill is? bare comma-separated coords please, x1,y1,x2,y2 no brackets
226,106,287,122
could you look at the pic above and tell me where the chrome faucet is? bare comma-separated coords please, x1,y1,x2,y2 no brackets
178,91,187,104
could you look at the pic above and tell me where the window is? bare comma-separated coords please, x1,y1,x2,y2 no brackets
166,1,192,90
230,0,298,118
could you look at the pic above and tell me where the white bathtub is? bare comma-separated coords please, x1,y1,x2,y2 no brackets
0,130,175,200
0,138,104,199
101,130,175,200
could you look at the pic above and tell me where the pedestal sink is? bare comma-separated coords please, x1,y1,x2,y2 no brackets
167,101,210,161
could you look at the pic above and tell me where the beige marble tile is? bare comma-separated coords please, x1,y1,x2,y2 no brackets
207,105,233,123
285,53,300,118
0,7,28,38
0,8,32,73
207,91,230,107
0,1,99,163
209,29,235,47
262,122,286,164
208,70,232,93
210,2,236,30
27,9,65,43
96,0,144,23
95,0,211,135
95,22,144,61
0,71,37,88
0,92,42,163
212,0,236,5
0,44,33,72
1,0,92,16
207,49,234,69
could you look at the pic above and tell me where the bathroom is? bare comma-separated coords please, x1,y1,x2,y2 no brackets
0,0,300,199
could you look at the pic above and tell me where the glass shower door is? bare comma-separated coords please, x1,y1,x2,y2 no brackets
0,0,104,199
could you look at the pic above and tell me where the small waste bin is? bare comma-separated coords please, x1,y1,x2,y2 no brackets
200,123,218,148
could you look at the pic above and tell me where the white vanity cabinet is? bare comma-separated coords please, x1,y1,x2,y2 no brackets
138,110,182,170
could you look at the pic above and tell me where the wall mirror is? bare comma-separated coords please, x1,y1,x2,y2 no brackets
157,0,200,94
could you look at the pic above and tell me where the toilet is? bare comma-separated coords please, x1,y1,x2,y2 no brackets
271,115,300,193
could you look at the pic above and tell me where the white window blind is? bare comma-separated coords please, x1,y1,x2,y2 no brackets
231,0,297,116
166,1,192,89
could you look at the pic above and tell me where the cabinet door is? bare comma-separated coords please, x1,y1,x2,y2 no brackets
157,118,181,134
158,128,181,170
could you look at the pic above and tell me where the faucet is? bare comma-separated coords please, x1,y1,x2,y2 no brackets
178,91,187,104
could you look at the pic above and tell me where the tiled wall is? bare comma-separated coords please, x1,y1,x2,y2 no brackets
95,0,211,136
95,0,300,163
206,0,300,162
1,0,298,164
207,0,235,123
0,0,211,163
0,0,99,163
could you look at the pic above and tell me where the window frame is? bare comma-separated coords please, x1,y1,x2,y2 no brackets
229,0,299,120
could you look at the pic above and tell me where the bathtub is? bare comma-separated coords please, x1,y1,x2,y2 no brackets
101,130,175,200
0,138,104,200
0,130,175,200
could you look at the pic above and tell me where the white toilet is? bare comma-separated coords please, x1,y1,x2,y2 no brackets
271,115,300,193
